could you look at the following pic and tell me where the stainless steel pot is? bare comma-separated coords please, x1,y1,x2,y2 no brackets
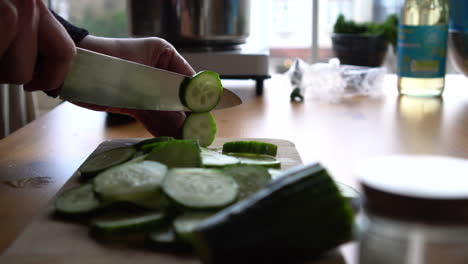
128,0,251,47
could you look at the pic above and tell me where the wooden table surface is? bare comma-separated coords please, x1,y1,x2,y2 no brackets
1,74,468,263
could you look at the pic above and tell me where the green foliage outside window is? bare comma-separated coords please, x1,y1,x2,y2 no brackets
76,8,128,38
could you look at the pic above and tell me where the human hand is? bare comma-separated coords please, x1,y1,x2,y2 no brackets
0,0,75,91
76,36,196,137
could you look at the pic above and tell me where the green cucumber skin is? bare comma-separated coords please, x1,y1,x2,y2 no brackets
179,71,223,113
145,140,202,168
191,163,354,264
79,146,136,179
222,141,278,157
225,153,281,169
134,137,175,151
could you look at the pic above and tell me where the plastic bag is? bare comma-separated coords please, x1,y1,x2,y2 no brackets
286,58,386,103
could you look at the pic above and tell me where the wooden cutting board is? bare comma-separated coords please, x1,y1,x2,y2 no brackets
1,138,356,264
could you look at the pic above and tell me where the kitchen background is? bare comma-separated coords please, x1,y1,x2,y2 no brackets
33,0,459,122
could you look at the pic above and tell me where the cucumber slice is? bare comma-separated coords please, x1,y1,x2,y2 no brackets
93,161,169,209
191,163,354,264
134,136,175,150
225,153,281,169
201,148,239,167
222,141,278,157
180,71,223,112
55,183,101,214
162,168,238,209
183,112,217,147
223,165,271,200
173,212,213,243
79,146,136,178
91,212,166,234
145,140,202,168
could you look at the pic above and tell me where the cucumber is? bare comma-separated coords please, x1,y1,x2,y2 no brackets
183,112,217,147
93,161,169,209
133,136,175,151
201,148,239,167
145,140,202,168
225,153,281,169
91,212,166,235
336,181,361,212
180,71,223,112
122,154,148,165
173,212,213,243
79,146,136,178
267,168,283,180
222,141,278,156
223,165,271,200
162,168,238,209
147,226,190,250
190,163,354,264
55,183,101,214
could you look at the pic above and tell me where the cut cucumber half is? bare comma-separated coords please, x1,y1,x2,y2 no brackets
145,140,202,168
191,163,354,264
93,161,169,209
201,148,239,167
225,153,281,169
55,183,101,214
180,71,223,112
222,141,278,157
79,146,136,178
162,168,238,209
183,112,217,147
134,137,175,151
173,212,213,243
91,212,166,234
223,165,271,200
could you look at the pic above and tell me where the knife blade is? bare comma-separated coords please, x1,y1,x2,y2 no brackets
60,48,242,111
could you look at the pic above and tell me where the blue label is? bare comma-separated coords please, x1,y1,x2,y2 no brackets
397,25,448,78
449,0,468,32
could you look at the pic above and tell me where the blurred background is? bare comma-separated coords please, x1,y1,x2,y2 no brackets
50,0,409,72
2,0,460,138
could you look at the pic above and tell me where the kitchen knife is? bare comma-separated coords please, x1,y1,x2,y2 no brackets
60,48,242,111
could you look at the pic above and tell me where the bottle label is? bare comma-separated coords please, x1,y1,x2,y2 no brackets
397,25,448,78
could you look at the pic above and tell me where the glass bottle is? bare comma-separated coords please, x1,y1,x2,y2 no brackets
397,0,449,97
357,155,468,264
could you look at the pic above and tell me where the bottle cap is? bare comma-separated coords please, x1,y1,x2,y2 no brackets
356,155,468,225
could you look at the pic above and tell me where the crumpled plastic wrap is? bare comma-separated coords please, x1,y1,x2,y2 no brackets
286,58,386,103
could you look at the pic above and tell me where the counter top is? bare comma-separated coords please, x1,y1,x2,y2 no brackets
1,74,468,263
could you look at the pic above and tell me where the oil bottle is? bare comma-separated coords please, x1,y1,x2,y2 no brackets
397,0,449,97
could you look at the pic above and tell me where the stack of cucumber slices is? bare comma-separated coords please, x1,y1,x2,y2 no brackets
180,71,222,147
55,138,356,263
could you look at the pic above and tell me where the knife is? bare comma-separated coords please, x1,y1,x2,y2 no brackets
60,48,242,111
